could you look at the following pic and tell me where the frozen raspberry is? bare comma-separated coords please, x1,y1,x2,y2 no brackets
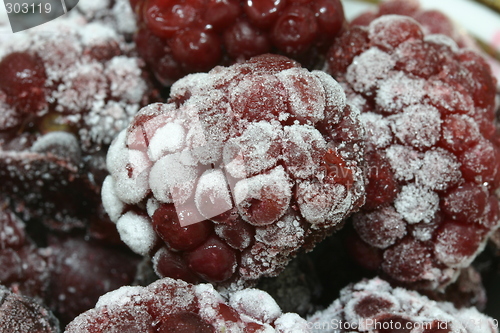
327,16,500,290
350,0,477,50
308,277,499,333
131,0,346,85
0,204,50,302
64,277,308,332
45,236,141,326
0,17,156,231
0,286,59,333
103,54,366,287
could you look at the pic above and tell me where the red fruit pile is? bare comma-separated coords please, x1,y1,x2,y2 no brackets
0,16,156,230
0,286,60,333
130,0,345,85
308,277,499,333
327,15,500,289
102,54,366,288
65,277,308,332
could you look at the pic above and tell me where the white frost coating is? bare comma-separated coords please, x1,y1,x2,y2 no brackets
30,131,81,162
101,175,124,223
146,197,160,218
229,289,282,324
107,131,151,204
275,313,310,333
312,70,346,114
369,15,423,50
360,112,392,149
149,152,198,204
234,166,292,224
95,285,143,309
223,121,281,178
353,207,406,249
394,184,439,224
385,145,423,182
375,71,426,113
296,180,345,225
417,148,461,191
105,56,148,104
116,211,157,256
346,47,395,94
53,61,107,113
277,68,325,123
424,34,459,51
195,169,233,220
389,104,442,149
282,124,326,179
76,0,111,14
308,277,498,333
111,0,138,34
79,22,118,48
148,123,186,161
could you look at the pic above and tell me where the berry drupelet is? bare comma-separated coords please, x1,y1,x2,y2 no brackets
130,0,346,85
102,54,366,288
327,15,500,290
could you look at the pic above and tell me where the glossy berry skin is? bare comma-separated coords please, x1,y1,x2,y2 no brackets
327,14,500,290
131,0,346,85
103,54,366,287
64,277,309,332
308,277,498,333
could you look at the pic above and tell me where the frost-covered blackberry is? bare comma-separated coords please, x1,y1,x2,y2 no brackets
103,54,366,288
327,15,500,290
308,277,499,333
0,16,155,230
64,277,309,333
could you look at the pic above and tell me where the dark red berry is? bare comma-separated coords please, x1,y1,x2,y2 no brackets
170,29,222,72
185,236,237,282
142,0,203,38
105,54,365,286
272,6,318,55
157,312,215,333
0,52,47,115
153,204,212,251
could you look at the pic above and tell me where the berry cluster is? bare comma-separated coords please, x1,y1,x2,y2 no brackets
327,15,500,289
65,277,308,332
131,0,345,85
0,16,156,230
103,54,366,287
309,277,499,333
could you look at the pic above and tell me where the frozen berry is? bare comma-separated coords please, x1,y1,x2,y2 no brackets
350,0,476,49
64,277,309,332
308,277,499,333
0,205,50,301
103,54,366,287
46,236,140,326
0,16,156,231
0,286,59,333
328,15,500,290
132,0,346,85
